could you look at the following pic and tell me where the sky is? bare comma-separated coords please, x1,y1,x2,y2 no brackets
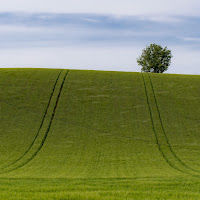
0,0,200,74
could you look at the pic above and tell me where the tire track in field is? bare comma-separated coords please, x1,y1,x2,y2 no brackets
147,73,200,175
0,70,69,174
0,99,109,135
141,73,186,174
0,70,63,170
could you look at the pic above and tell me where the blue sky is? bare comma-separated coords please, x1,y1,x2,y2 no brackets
0,0,200,74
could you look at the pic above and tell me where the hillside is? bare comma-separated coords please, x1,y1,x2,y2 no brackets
0,69,200,199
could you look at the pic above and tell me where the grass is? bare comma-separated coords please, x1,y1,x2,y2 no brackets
1,177,200,200
0,69,200,199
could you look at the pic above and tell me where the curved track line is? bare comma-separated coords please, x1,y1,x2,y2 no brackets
0,70,69,174
0,70,63,170
0,99,109,135
147,73,200,174
141,73,186,174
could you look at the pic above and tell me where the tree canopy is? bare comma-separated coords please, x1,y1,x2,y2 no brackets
137,44,172,73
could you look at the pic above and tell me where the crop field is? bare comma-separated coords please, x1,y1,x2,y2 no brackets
0,68,200,199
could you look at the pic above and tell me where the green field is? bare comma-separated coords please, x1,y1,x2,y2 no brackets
0,69,200,199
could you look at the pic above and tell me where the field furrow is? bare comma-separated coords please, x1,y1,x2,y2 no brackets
148,73,200,175
141,73,183,174
142,72,200,176
0,70,69,174
0,70,63,170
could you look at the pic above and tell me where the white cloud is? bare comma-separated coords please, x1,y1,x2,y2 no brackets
182,37,200,42
0,0,200,18
0,3,199,75
0,25,51,33
82,18,101,23
137,16,183,23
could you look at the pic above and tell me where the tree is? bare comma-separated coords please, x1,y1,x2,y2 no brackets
137,43,172,73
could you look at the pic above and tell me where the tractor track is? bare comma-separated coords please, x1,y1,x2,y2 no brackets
147,73,200,175
141,73,186,175
0,70,63,170
0,70,69,174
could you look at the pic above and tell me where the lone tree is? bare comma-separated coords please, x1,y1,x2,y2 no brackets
137,43,172,73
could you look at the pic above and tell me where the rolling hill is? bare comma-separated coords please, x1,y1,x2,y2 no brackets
0,69,200,199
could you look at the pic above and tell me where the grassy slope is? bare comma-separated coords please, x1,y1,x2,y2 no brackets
151,73,200,171
0,69,62,169
0,69,200,199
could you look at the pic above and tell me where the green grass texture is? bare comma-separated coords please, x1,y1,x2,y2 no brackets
0,69,200,199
